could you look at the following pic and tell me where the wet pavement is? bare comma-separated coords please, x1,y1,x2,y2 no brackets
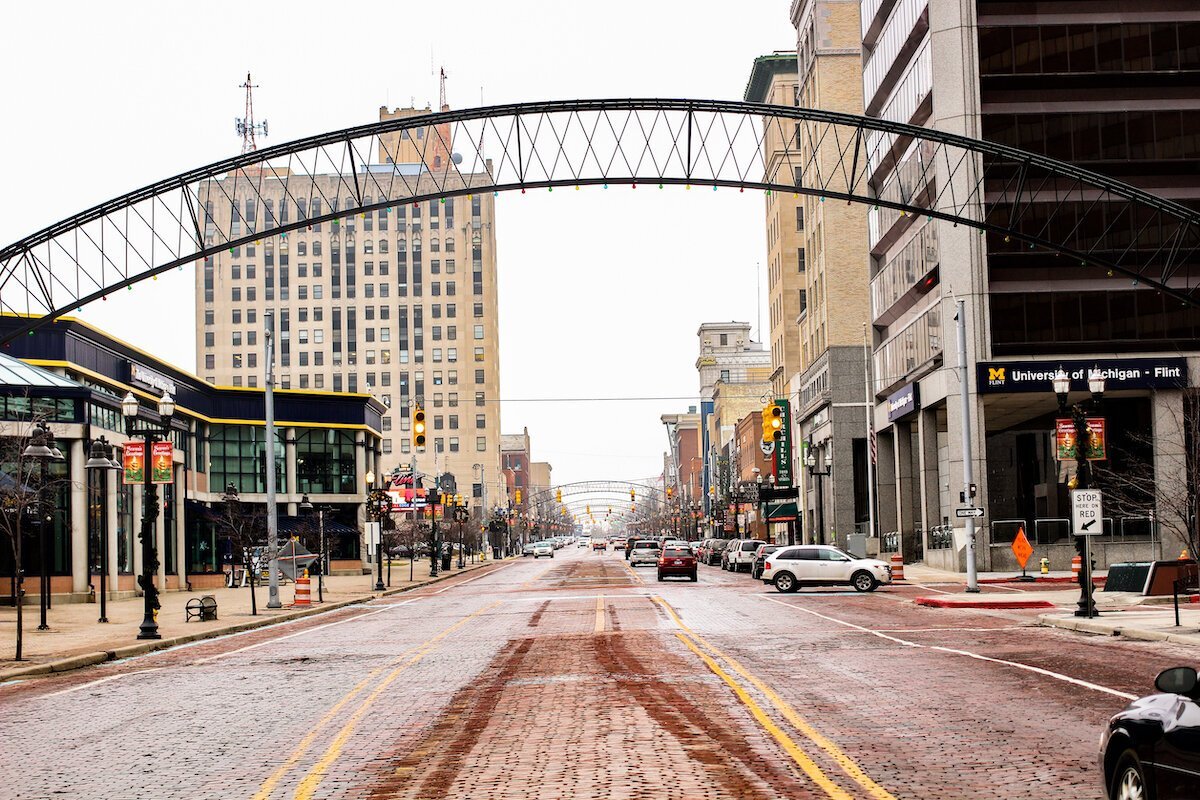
0,547,1190,799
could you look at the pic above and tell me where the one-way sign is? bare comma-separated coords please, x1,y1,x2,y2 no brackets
955,507,985,518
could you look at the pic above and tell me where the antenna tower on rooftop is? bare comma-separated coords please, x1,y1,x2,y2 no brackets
235,72,268,154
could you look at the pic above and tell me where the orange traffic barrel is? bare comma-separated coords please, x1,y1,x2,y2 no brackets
294,576,311,607
1071,555,1081,579
890,553,905,582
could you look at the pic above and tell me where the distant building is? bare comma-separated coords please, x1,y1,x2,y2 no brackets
194,101,503,530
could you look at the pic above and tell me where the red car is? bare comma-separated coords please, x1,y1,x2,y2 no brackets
657,546,698,582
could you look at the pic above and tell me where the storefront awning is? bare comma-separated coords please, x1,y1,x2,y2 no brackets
765,502,798,522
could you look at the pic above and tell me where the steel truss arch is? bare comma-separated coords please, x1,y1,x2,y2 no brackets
4,97,1200,343
527,480,663,506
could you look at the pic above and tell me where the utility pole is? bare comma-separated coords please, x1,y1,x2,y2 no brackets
956,299,980,593
264,311,281,608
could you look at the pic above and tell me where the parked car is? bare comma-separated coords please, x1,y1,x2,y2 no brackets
720,539,742,570
761,545,892,593
702,539,729,566
532,541,554,559
1100,665,1200,799
657,546,698,582
629,540,662,567
522,542,536,557
751,544,782,580
726,539,766,573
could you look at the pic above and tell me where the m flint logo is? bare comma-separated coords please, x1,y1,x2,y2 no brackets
987,367,1006,385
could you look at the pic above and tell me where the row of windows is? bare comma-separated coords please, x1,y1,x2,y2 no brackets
990,290,1200,351
386,436,489,455
979,22,1200,76
983,111,1200,165
218,367,490,394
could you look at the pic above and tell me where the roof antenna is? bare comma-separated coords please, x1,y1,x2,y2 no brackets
235,72,268,154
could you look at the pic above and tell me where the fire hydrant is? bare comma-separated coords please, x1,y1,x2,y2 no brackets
1039,557,1049,575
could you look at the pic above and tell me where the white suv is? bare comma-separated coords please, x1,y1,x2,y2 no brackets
725,539,766,573
760,545,891,593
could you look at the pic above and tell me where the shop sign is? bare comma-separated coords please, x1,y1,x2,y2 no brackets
150,441,173,484
886,382,920,421
129,362,178,396
1055,418,1107,461
773,398,794,488
977,358,1186,394
123,442,145,485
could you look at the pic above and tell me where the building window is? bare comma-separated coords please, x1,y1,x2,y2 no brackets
719,369,730,382
476,436,487,452
474,325,484,340
208,424,285,494
294,428,358,494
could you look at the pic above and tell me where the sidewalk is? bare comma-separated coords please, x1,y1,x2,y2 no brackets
902,564,1112,609
1039,607,1200,646
0,557,501,681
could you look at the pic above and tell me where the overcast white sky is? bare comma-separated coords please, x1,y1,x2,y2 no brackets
0,0,795,487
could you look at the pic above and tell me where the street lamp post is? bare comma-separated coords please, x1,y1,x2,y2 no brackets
23,424,64,631
298,494,326,602
429,476,441,578
805,444,832,546
85,437,121,623
366,471,388,592
121,390,175,640
1054,366,1106,619
454,494,468,569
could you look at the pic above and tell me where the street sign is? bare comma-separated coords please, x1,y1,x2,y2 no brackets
1071,489,1104,535
955,507,984,518
1011,527,1033,569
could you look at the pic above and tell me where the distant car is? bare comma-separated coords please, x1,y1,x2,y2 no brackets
577,538,588,547
751,544,782,580
522,543,536,557
657,546,698,582
702,539,729,566
761,545,891,593
532,541,554,559
592,538,607,552
1101,665,1200,800
726,539,766,573
629,540,662,567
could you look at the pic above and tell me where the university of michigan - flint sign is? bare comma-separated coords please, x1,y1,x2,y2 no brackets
977,358,1188,394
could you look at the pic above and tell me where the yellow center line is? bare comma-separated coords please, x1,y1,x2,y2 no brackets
655,596,897,800
622,559,645,584
673,633,856,800
289,600,502,800
594,594,605,633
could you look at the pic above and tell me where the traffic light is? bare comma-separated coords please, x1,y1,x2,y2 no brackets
630,488,636,503
666,487,673,500
762,402,783,443
515,489,522,505
413,405,427,450
555,488,562,503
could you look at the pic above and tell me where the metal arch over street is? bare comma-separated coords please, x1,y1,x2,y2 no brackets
527,480,665,506
4,97,1200,342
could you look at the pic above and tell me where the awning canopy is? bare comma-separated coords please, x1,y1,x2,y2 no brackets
765,502,798,522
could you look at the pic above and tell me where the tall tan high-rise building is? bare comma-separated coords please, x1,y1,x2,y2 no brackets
789,0,873,545
195,103,503,507
745,53,806,401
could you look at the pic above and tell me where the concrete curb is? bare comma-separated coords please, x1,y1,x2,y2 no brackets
0,559,508,684
915,596,1057,610
1037,613,1200,646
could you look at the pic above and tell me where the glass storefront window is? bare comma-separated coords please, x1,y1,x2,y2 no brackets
208,424,286,494
295,429,357,495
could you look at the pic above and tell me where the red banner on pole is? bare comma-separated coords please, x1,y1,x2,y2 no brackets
150,441,173,484
123,442,145,485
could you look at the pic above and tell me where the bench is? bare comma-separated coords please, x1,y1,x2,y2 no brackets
185,595,218,622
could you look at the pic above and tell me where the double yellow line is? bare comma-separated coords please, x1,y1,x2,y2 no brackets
653,597,895,800
253,600,502,800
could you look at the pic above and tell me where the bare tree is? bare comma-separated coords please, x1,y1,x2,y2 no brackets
1095,390,1198,557
0,416,67,661
211,487,268,615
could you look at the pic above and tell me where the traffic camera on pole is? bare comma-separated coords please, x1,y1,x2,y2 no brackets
413,405,427,451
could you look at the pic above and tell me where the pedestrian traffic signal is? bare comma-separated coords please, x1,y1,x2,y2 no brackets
413,406,427,450
762,402,783,443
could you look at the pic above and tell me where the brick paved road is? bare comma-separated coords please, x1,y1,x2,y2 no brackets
0,547,1188,798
